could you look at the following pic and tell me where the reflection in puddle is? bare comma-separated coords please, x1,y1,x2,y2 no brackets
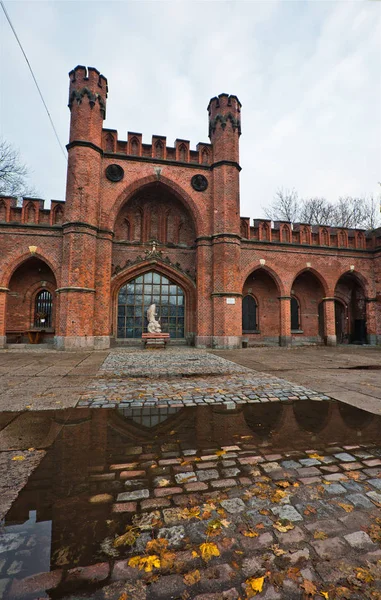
0,400,380,598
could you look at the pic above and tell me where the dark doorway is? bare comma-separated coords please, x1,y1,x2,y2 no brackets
335,300,345,344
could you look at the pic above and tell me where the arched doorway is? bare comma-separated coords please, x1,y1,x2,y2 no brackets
6,257,57,344
290,270,325,344
117,271,185,339
335,273,367,344
242,268,280,345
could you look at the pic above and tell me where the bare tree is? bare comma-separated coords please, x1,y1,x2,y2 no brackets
263,188,300,222
265,188,380,231
331,197,380,230
299,197,336,226
0,139,36,197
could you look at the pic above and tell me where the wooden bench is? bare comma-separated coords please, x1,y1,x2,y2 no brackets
6,330,46,344
27,330,45,344
142,333,170,349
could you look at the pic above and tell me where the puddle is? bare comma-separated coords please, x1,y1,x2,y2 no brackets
1,401,381,599
340,365,381,370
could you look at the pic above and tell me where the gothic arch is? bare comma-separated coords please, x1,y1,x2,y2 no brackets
53,204,64,225
2,251,59,288
334,269,370,297
241,264,284,296
290,268,329,297
110,260,196,340
111,175,202,237
24,202,36,224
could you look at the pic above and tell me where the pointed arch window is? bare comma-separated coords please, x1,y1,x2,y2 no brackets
242,295,258,332
179,144,187,162
154,140,164,159
117,272,185,339
201,148,210,165
34,290,53,328
291,296,301,331
131,137,139,156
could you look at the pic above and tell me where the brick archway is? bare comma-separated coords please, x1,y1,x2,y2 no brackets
111,261,196,343
111,175,202,238
5,257,58,343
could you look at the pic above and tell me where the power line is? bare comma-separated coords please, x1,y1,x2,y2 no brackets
1,0,67,162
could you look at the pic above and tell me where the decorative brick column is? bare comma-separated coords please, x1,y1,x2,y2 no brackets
56,66,110,350
0,287,8,348
279,296,291,347
321,297,337,346
208,93,242,349
365,297,378,345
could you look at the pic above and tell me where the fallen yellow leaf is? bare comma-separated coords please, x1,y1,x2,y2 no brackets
215,450,226,456
243,528,259,538
273,520,295,532
337,502,354,513
320,592,329,599
301,579,317,595
246,575,265,595
12,455,25,461
113,526,140,548
313,530,328,540
128,555,161,572
355,567,374,583
183,569,201,586
271,543,285,556
199,542,220,562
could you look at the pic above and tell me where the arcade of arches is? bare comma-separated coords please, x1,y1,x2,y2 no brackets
0,67,379,349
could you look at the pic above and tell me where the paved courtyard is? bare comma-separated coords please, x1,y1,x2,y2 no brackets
213,346,381,414
0,345,381,599
78,349,331,409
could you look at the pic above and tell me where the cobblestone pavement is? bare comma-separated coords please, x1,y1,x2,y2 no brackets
2,436,381,599
78,350,332,409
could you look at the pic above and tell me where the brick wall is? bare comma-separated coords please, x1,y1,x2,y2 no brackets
0,65,379,348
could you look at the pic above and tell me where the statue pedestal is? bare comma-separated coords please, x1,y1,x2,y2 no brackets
142,333,170,349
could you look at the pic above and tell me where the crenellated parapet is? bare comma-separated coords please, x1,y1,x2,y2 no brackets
101,128,212,165
68,65,108,118
241,218,379,250
0,195,65,227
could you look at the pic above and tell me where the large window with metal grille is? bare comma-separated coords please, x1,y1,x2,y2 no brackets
117,272,185,338
34,290,53,328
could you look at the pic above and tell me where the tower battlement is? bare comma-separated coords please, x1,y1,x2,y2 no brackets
68,65,108,95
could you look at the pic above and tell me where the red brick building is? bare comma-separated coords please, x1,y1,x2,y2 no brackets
0,66,380,350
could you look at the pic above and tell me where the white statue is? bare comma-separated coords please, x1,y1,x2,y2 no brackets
147,303,162,333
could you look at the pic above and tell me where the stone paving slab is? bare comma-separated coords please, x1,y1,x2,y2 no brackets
0,352,108,412
213,346,381,414
78,350,332,409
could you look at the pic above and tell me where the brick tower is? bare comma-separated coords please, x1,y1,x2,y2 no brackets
56,66,110,349
208,93,242,348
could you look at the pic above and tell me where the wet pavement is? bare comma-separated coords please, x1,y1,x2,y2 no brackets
0,401,381,599
0,352,107,412
213,346,381,415
0,347,380,599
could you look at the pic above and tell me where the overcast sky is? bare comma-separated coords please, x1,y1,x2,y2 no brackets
1,0,380,220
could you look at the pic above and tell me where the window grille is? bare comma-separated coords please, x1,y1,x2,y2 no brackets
34,290,53,328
